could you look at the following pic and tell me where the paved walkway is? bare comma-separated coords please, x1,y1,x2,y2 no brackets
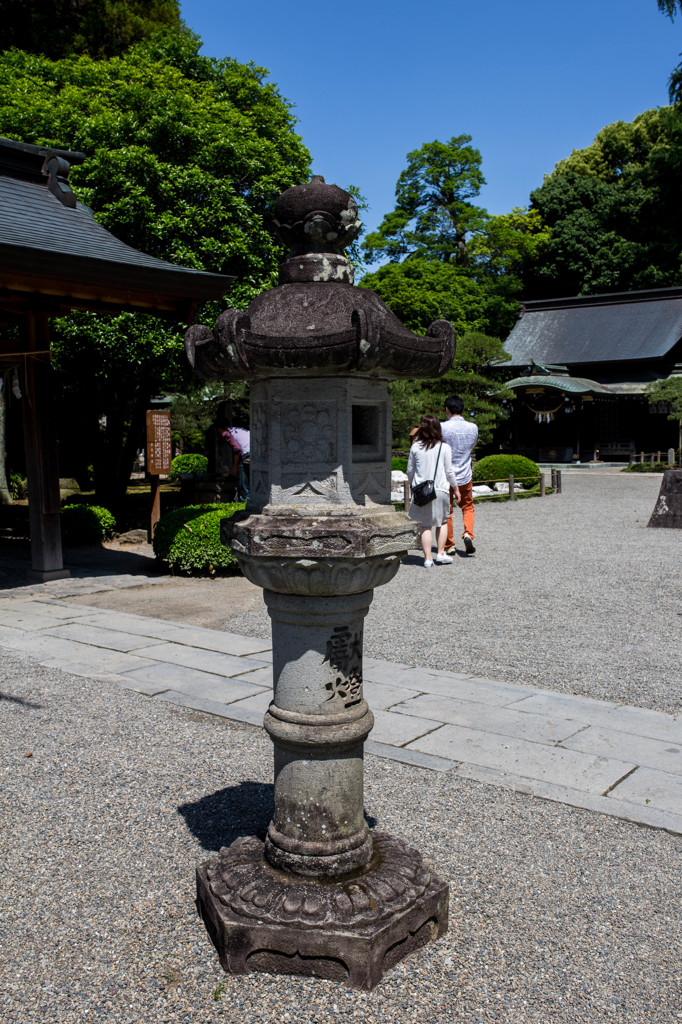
1,573,680,837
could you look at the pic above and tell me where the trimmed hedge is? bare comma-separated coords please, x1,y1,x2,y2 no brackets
170,453,208,479
473,454,541,487
61,503,116,544
152,502,245,575
391,457,408,473
622,462,671,473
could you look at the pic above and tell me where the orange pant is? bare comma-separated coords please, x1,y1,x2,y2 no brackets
447,481,474,546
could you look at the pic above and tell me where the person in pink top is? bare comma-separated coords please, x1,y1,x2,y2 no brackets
221,426,250,500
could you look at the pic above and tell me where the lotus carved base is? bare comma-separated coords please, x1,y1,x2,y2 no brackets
196,832,449,990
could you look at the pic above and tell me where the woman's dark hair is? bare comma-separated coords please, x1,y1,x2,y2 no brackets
416,415,442,450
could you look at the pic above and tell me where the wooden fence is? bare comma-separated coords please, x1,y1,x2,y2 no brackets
400,470,560,510
628,448,678,468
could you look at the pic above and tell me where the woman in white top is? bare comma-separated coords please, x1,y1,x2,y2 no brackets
407,415,461,567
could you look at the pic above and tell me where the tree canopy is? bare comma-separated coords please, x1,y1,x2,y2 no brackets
0,31,311,513
362,136,487,266
0,0,183,60
389,331,510,448
526,107,682,297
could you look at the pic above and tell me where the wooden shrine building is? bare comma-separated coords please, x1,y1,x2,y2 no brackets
0,137,230,580
501,288,682,462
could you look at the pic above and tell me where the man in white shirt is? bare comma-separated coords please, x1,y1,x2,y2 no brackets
441,395,478,554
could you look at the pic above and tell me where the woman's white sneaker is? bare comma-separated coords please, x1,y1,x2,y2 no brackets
434,553,453,564
423,559,434,567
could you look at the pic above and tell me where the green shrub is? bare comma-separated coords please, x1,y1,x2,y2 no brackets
170,453,208,479
8,471,26,499
61,503,116,544
473,454,541,487
391,457,408,473
622,462,670,473
152,503,245,575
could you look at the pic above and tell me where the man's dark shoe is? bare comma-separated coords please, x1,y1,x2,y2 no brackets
463,534,476,554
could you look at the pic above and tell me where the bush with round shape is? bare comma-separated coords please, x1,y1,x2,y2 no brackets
152,503,245,575
170,454,209,479
473,454,541,487
61,503,116,544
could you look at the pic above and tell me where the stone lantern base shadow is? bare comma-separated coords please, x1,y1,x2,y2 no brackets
196,832,449,990
178,782,379,852
178,781,274,851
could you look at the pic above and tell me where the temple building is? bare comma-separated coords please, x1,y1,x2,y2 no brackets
501,288,682,462
0,137,229,579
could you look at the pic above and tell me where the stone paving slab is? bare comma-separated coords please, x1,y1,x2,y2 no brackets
38,622,166,653
455,763,682,835
123,641,268,678
598,705,682,744
370,708,443,746
73,610,273,657
560,725,682,773
0,594,680,836
155,689,264,728
116,660,269,702
399,672,539,705
596,765,682,813
363,680,423,710
408,724,637,794
0,574,169,600
390,693,584,744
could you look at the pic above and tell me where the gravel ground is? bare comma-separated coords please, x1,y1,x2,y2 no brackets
228,470,682,715
2,650,682,1023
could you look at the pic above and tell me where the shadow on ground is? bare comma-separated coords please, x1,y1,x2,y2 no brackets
0,537,163,591
178,781,379,852
178,780,274,851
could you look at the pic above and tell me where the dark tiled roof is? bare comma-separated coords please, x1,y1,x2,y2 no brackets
504,289,682,367
0,137,231,315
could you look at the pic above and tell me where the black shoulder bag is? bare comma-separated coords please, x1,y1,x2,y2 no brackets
411,443,442,507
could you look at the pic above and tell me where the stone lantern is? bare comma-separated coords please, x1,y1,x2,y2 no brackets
185,176,455,989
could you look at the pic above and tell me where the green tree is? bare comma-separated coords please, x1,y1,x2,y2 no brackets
360,136,521,448
526,107,682,297
0,33,311,513
360,258,518,340
389,332,510,448
0,0,182,60
657,1,682,16
362,136,488,266
645,376,682,456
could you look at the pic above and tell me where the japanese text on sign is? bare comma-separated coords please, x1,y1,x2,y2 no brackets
146,410,172,475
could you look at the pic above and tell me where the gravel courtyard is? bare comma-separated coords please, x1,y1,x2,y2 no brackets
229,469,682,714
1,467,680,1023
1,651,681,1024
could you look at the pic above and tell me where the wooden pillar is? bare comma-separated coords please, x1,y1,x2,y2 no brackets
21,313,69,581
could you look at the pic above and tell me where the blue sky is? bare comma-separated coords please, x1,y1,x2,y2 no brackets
180,0,681,237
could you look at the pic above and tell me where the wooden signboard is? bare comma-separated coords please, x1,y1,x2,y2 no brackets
146,410,172,475
146,409,172,540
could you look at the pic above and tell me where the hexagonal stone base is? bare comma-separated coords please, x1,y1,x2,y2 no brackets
196,832,449,990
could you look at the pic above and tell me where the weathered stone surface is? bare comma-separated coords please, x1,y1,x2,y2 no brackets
647,469,682,528
184,178,454,383
196,832,449,990
185,174,451,988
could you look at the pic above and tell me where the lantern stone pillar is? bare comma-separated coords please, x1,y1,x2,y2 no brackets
186,176,455,989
